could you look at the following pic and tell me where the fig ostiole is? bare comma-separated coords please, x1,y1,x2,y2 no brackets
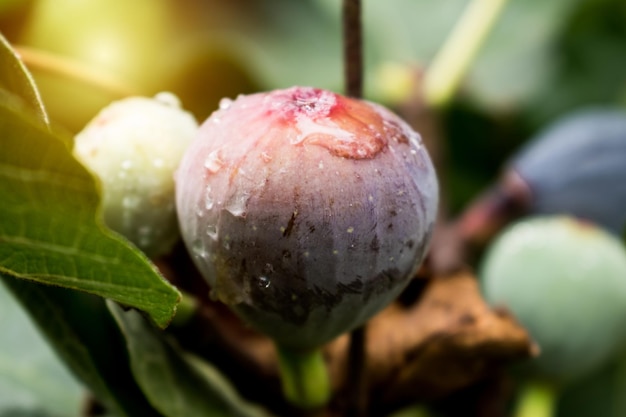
479,215,626,417
175,86,438,408
73,92,198,258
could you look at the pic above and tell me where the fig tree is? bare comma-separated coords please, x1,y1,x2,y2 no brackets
175,86,438,350
74,92,198,258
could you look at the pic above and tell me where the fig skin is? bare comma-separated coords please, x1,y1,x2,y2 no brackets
480,216,626,383
74,92,198,258
176,86,438,350
511,108,626,235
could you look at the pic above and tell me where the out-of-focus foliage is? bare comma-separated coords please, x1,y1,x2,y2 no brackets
0,280,83,417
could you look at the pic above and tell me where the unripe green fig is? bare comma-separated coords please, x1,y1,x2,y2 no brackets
175,86,438,350
480,216,626,383
74,92,198,258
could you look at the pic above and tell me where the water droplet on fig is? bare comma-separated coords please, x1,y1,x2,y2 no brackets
204,150,224,174
219,97,233,110
258,276,271,289
205,186,214,210
191,239,208,259
224,193,248,218
154,91,181,108
206,224,218,240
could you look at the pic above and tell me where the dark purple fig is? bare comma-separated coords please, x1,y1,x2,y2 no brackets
175,86,438,350
460,108,626,245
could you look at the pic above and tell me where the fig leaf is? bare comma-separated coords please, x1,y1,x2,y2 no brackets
109,302,274,417
0,99,180,328
1,276,162,417
0,32,47,124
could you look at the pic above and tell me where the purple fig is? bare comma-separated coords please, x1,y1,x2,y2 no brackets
461,108,626,245
175,86,438,350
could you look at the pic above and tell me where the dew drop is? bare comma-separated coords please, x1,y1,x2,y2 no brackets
224,193,248,218
191,239,208,259
204,150,224,174
206,224,219,240
258,276,271,289
205,186,214,210
347,226,354,233
219,97,233,110
155,92,181,107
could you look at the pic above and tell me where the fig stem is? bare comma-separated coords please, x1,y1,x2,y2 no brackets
14,45,139,97
342,0,363,98
513,380,557,417
343,1,368,414
423,0,509,108
275,344,331,410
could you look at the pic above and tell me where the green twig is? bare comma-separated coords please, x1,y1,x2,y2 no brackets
423,0,509,108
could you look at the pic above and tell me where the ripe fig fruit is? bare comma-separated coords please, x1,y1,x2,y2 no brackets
74,92,198,258
480,215,626,383
459,108,626,245
175,86,438,350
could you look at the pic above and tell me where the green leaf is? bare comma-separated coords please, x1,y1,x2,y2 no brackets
1,275,163,417
0,32,48,124
109,302,274,417
0,101,180,328
0,279,84,417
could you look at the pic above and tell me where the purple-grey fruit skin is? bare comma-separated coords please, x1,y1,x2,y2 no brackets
510,107,626,234
176,87,438,350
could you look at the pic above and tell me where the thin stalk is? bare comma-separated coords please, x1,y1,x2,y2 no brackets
343,0,368,415
275,345,331,410
514,380,558,417
343,0,363,98
15,45,138,97
423,0,509,108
